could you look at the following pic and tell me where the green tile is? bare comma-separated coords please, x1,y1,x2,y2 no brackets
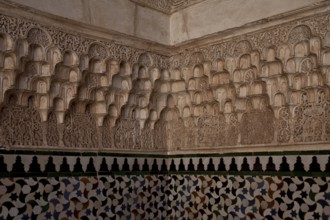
34,151,54,155
81,152,98,157
252,152,271,156
318,150,330,155
0,150,16,155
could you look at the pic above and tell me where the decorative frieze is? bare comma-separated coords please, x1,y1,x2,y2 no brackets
170,13,330,68
0,14,169,68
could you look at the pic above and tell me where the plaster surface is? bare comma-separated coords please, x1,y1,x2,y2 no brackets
5,0,324,45
170,0,321,44
135,6,170,43
7,0,171,45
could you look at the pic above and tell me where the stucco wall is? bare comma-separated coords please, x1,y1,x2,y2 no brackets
7,0,170,45
6,0,322,45
170,0,319,44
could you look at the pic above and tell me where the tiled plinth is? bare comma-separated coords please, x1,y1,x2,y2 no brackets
0,150,330,219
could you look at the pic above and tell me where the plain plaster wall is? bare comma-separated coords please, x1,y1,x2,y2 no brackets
135,6,169,44
7,0,170,45
170,0,320,45
6,0,321,45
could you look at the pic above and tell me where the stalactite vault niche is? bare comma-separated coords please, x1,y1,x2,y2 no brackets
0,8,330,152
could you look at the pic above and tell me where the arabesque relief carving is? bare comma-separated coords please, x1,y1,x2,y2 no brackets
1,10,330,152
0,96,43,146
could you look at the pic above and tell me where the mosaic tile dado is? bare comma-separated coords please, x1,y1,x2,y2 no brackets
0,151,330,219
0,175,330,219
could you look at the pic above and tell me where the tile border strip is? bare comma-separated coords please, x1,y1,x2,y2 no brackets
0,149,329,177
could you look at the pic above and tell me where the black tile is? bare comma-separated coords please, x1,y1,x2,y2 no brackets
132,159,140,172
0,155,8,173
122,158,130,172
151,159,159,173
142,159,149,172
11,156,26,175
86,157,97,173
178,159,185,171
218,158,226,172
253,157,263,172
325,156,330,172
229,158,238,172
59,157,71,172
111,158,120,172
99,158,109,173
207,158,215,171
73,158,84,173
293,156,305,172
28,156,42,174
197,158,204,171
266,157,277,172
240,157,250,172
44,156,56,173
279,156,290,172
169,159,176,172
187,159,195,171
161,159,167,172
309,156,321,172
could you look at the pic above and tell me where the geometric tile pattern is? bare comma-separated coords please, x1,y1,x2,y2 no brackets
167,175,330,219
0,175,330,219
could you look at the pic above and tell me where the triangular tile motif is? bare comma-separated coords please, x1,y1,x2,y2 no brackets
293,156,305,172
99,158,109,173
218,158,226,171
266,157,277,172
241,157,250,172
59,157,71,172
207,158,215,171
44,156,56,173
253,157,263,172
73,158,84,173
279,156,290,172
122,158,130,172
229,158,238,172
309,156,321,172
86,157,97,173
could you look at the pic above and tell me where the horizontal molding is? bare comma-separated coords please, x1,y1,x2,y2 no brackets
4,142,330,156
0,149,329,178
1,149,330,157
